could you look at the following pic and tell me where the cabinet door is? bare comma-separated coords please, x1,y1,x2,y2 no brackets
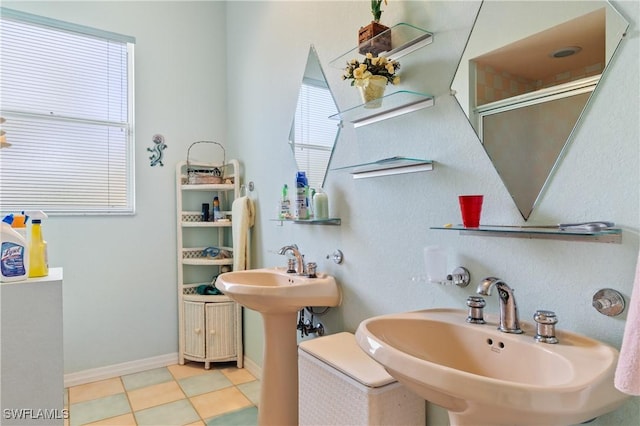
183,301,205,358
205,302,237,359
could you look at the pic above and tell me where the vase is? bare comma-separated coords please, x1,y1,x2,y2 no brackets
358,75,387,108
358,21,392,55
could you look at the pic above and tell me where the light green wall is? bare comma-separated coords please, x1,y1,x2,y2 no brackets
3,0,229,371
3,1,638,424
226,1,639,424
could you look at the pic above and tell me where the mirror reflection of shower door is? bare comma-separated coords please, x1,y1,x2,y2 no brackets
481,91,591,219
450,1,628,220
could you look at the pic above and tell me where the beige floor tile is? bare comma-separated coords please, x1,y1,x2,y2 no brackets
167,363,211,380
127,380,186,412
85,413,137,426
220,367,256,385
190,387,252,419
68,377,125,404
184,421,205,426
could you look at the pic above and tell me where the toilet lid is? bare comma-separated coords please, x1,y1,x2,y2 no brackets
299,332,396,388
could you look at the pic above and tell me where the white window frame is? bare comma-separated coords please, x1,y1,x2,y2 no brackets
0,7,136,215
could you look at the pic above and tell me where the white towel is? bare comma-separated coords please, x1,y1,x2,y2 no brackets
614,250,640,395
232,196,255,271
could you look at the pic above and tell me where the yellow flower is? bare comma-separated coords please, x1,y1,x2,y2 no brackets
353,64,369,79
392,76,400,85
343,54,400,87
385,63,395,74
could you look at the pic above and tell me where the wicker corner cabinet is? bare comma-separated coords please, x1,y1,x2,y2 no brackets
176,159,243,369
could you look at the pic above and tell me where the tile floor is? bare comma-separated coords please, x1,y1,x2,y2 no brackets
64,362,260,426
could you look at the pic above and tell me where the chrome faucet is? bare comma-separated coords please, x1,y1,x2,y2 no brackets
278,245,305,275
476,277,523,334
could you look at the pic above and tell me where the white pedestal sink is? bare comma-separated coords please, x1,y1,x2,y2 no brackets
217,268,340,426
356,308,630,426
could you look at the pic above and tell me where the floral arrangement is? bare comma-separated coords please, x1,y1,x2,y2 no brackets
342,53,400,87
371,0,388,22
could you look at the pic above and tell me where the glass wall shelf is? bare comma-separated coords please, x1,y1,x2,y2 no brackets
431,225,622,244
332,156,433,179
329,23,433,68
181,183,235,192
330,91,434,128
271,218,341,226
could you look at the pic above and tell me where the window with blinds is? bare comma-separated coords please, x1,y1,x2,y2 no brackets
290,77,339,189
0,8,135,215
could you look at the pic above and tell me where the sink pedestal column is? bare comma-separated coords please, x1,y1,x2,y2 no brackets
258,312,299,426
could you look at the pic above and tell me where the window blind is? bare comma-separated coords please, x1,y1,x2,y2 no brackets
290,78,339,189
0,8,135,215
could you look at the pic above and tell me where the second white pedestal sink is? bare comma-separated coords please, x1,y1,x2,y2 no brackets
217,268,340,426
356,308,629,426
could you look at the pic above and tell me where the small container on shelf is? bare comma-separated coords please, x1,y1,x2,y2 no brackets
313,189,329,220
201,203,210,222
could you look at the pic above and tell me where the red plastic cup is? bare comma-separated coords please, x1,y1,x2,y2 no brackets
459,195,483,228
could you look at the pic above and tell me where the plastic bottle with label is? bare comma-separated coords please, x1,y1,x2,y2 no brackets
26,211,48,278
1,215,29,282
309,188,316,218
295,171,309,220
213,196,223,221
279,184,291,219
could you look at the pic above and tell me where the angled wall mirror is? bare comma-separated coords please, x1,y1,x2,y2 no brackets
451,1,628,219
289,45,340,189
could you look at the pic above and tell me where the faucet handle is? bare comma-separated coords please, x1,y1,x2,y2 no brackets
533,310,559,344
286,258,297,274
466,296,486,324
306,262,317,278
447,267,471,287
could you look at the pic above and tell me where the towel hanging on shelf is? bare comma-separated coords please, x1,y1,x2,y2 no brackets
232,196,255,271
614,250,640,395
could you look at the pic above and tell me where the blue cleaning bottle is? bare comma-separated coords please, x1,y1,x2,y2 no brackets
295,171,309,219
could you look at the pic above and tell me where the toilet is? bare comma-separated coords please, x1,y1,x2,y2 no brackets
298,332,425,425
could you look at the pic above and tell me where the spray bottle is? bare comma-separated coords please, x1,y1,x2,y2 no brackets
1,214,29,282
26,210,48,278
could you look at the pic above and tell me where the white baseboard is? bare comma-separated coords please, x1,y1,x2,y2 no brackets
243,355,262,380
64,353,262,388
64,353,179,388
